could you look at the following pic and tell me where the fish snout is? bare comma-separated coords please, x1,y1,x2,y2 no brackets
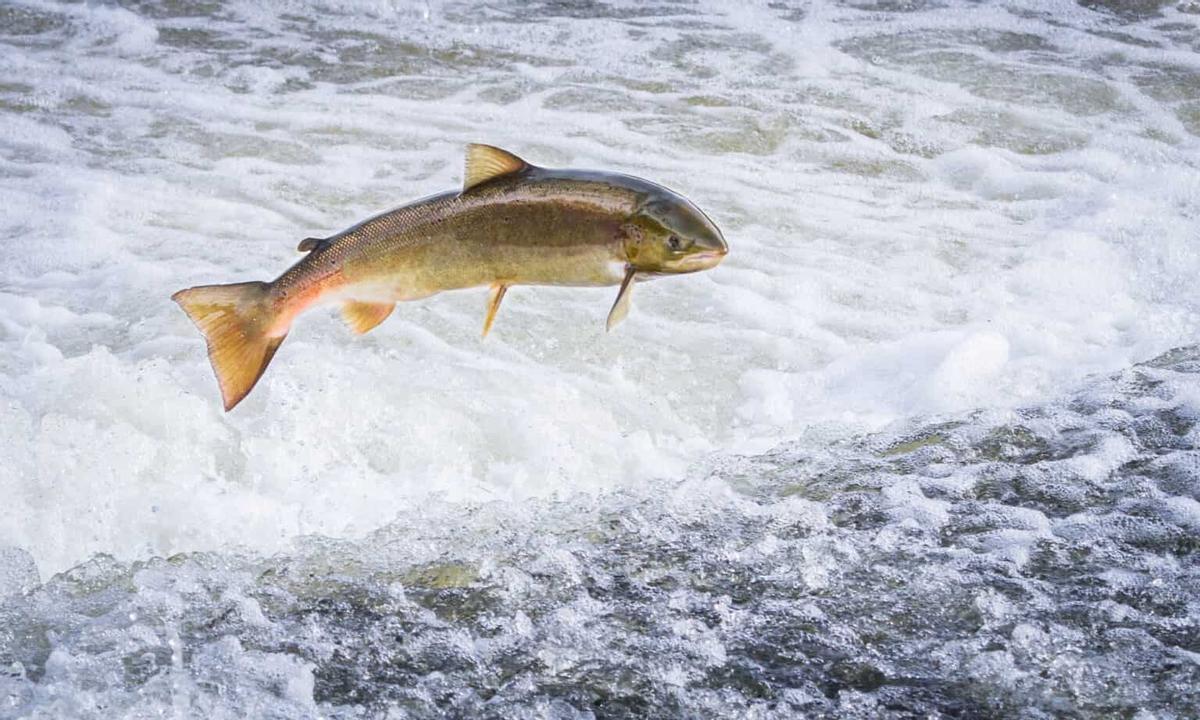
687,233,727,271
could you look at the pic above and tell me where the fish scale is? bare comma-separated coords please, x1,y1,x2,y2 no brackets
172,144,728,410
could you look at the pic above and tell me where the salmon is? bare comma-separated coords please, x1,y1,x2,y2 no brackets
173,144,728,411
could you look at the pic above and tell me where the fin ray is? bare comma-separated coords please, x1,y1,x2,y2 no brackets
606,268,636,332
463,144,529,193
172,281,285,412
343,301,394,335
482,284,508,337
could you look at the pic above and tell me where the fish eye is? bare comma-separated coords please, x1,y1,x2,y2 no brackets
667,235,684,251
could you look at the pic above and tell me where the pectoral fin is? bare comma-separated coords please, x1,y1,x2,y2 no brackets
606,268,637,332
482,284,508,338
342,301,395,335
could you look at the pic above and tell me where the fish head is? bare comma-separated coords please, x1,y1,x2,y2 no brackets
620,192,728,274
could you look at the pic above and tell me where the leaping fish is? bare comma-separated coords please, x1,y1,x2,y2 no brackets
172,144,729,411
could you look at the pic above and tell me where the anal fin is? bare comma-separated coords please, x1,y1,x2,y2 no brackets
343,301,395,335
482,284,508,338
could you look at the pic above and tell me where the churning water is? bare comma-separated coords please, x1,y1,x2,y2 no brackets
1,0,1199,717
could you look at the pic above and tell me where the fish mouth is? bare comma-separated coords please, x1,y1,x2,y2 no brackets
677,248,727,272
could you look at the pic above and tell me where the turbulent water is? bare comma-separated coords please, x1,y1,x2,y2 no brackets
2,0,1199,717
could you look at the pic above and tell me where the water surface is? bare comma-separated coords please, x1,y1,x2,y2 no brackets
1,0,1198,717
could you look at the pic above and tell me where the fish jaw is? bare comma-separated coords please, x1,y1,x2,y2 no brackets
674,248,727,273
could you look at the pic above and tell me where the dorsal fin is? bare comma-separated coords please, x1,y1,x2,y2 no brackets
298,237,327,253
463,144,529,193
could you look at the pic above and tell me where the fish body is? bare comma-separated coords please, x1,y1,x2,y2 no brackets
173,145,728,410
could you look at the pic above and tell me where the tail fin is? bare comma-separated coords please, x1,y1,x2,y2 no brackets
171,281,286,411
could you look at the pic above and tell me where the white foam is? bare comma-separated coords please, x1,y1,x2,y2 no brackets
1,0,1199,581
